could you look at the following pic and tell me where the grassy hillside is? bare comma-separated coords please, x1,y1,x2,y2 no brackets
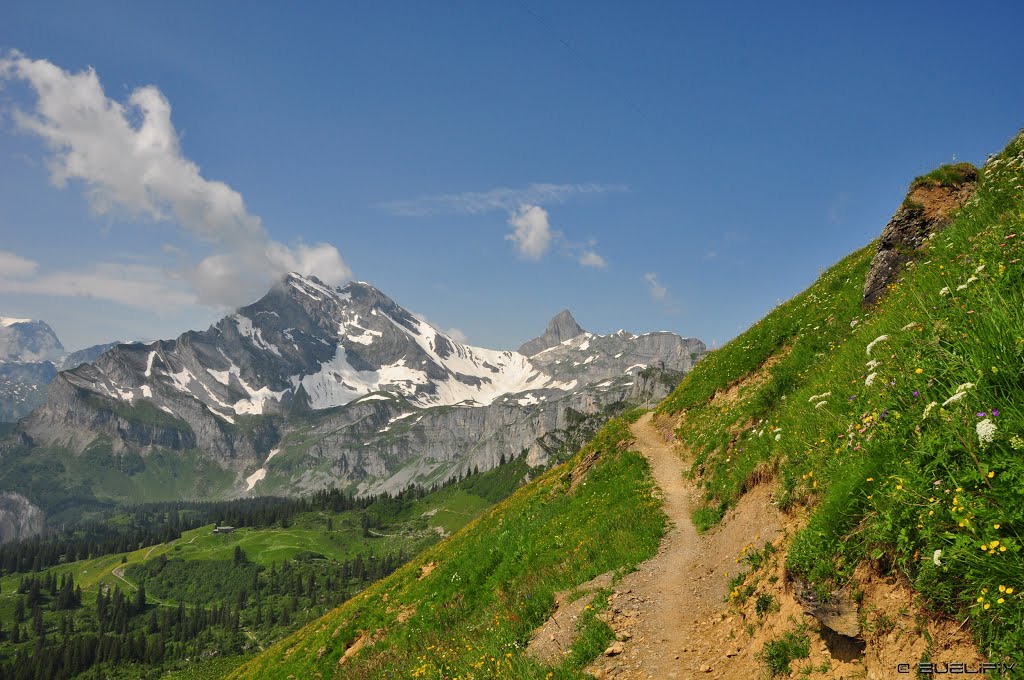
657,131,1024,661
229,411,665,679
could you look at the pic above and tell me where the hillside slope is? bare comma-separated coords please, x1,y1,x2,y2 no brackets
656,130,1024,668
229,412,665,679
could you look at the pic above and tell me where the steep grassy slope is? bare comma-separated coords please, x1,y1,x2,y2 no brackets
658,131,1024,661
229,412,664,679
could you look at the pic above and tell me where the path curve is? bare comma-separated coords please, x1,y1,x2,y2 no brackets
587,412,782,679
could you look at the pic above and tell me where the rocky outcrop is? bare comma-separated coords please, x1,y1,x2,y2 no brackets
518,310,585,356
0,491,45,544
863,163,977,306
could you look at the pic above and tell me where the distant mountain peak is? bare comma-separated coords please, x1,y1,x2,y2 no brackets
518,309,585,356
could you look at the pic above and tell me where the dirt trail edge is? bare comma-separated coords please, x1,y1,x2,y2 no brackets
584,412,783,679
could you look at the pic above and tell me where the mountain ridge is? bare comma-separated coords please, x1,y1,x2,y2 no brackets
6,274,705,508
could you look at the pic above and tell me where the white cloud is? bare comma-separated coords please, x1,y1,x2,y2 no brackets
379,182,626,217
0,250,39,278
578,250,607,268
0,259,195,311
0,51,350,309
506,204,555,260
644,272,667,299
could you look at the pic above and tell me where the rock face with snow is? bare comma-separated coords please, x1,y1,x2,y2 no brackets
15,274,706,498
518,309,585,356
0,318,64,363
0,317,126,422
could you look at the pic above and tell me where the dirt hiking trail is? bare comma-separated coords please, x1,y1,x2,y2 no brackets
584,412,784,678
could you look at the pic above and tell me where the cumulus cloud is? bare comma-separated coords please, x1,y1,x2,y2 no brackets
0,51,350,309
379,182,627,217
577,250,607,268
506,204,555,260
644,272,667,299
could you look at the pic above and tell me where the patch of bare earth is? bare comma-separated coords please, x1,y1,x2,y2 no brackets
703,540,983,679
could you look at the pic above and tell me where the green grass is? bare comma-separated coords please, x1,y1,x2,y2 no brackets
229,416,666,679
910,161,977,189
758,629,811,676
658,130,1024,662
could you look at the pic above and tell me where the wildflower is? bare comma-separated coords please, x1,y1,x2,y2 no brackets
957,283,969,291
977,419,996,447
956,382,975,392
933,549,942,566
902,321,920,330
977,412,987,417
987,470,995,478
866,335,888,356
775,433,781,441
913,390,920,397
915,368,923,374
922,401,938,419
815,400,827,409
940,286,951,296
991,409,999,417
976,264,985,273
865,372,877,386
866,359,881,370
808,392,831,402
994,524,1001,529
943,392,967,406
1007,588,1014,594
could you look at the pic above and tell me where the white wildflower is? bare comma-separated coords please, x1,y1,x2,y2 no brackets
772,428,782,433
902,322,920,331
808,392,832,403
814,400,828,409
866,335,888,356
866,359,881,370
942,392,967,406
865,372,878,386
976,419,997,447
975,264,985,273
956,283,969,291
940,286,951,296
774,433,782,441
933,549,943,567
967,275,979,284
850,319,859,328
922,401,938,420
955,382,975,392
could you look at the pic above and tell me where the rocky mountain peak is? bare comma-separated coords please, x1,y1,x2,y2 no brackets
518,309,585,356
0,318,64,362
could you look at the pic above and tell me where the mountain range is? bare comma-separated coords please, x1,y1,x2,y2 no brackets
1,275,705,524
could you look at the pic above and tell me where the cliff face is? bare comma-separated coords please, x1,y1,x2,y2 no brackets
0,492,45,544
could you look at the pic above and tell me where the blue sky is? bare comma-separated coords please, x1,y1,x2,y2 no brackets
1,2,1022,351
